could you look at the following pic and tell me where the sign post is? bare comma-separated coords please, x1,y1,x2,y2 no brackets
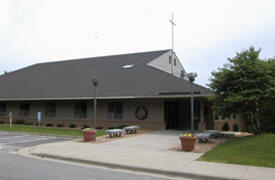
8,112,13,128
37,112,41,134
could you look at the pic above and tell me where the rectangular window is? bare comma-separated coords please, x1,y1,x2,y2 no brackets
174,58,176,66
19,103,30,117
108,102,123,119
169,56,172,64
74,101,87,118
0,103,6,116
45,102,56,118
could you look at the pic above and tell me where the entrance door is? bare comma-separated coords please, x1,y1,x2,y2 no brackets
179,100,191,130
164,101,178,129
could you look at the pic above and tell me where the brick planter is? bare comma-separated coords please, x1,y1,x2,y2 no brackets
179,136,197,152
82,129,96,142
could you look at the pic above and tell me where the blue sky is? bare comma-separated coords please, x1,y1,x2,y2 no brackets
0,0,275,86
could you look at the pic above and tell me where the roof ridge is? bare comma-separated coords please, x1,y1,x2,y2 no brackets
35,49,171,66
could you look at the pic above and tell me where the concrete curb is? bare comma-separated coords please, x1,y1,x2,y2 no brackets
31,152,240,180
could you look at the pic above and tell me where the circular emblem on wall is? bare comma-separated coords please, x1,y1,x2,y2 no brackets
135,107,148,120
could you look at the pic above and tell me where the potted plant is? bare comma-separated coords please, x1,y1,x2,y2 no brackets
179,133,197,151
82,128,96,142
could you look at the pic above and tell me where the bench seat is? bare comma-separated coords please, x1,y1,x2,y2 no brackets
105,129,125,137
196,133,211,143
123,126,140,134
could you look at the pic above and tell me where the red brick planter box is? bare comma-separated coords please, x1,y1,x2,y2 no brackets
179,136,197,152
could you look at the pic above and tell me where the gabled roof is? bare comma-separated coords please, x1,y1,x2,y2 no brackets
0,49,212,100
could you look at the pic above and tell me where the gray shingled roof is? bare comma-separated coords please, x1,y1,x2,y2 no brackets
0,50,212,100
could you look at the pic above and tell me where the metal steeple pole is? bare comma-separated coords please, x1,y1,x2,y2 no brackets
169,13,176,75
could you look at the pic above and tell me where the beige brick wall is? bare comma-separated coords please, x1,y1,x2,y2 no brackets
214,119,247,132
0,99,165,130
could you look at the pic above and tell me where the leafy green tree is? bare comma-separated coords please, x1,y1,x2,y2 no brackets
209,46,275,134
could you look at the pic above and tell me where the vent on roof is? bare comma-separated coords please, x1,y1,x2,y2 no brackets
122,64,134,69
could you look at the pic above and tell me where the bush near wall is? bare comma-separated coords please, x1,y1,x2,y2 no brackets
46,123,53,127
57,124,64,128
69,124,76,128
14,119,25,125
233,124,239,132
222,123,230,131
24,122,33,125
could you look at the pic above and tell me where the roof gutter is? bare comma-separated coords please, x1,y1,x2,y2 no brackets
0,94,213,101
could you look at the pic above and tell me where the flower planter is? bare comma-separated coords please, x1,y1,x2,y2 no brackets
82,129,96,142
179,136,197,151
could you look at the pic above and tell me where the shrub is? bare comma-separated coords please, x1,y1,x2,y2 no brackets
69,124,76,128
247,125,253,134
14,119,25,125
222,123,230,131
36,123,43,126
108,127,115,129
24,122,33,125
46,123,53,127
96,126,103,130
0,121,5,124
56,124,64,128
81,125,89,129
233,124,239,132
262,115,275,133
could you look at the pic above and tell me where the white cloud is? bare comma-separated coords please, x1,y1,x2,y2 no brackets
1,0,275,85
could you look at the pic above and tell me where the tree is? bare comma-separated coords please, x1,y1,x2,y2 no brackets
209,46,275,134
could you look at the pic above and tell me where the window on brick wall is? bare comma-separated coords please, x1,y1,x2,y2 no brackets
19,103,30,117
0,103,6,116
45,102,56,118
108,102,123,120
74,101,87,118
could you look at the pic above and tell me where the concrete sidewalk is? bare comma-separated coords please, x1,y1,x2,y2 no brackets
20,131,275,180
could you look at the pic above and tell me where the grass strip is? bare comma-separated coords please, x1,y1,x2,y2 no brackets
199,134,275,168
0,125,106,137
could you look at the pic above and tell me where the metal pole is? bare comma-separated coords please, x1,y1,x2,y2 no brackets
169,13,176,75
191,82,194,134
93,85,97,140
9,117,12,128
171,13,174,52
39,121,41,135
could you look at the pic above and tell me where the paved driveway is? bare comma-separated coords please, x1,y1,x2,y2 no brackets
1,131,189,180
30,130,203,172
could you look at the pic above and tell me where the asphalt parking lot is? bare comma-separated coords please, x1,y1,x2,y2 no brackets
0,131,72,151
0,131,186,180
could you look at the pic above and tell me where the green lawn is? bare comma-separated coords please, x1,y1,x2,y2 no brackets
0,125,106,137
199,134,275,168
